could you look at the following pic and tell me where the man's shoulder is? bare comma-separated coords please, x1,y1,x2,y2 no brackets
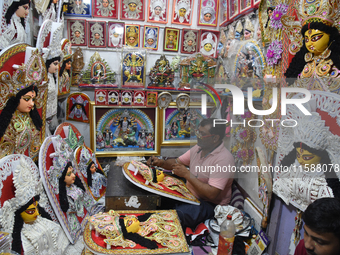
294,240,307,255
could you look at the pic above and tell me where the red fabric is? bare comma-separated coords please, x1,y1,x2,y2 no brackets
294,240,307,255
317,109,340,136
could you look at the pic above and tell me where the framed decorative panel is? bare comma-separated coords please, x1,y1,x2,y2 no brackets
197,0,219,27
107,22,124,48
147,0,169,23
219,0,228,26
121,49,146,88
65,0,92,17
125,24,140,47
160,102,213,146
163,27,180,52
143,25,159,50
87,21,107,48
120,0,145,21
90,102,160,156
68,19,87,46
95,89,108,105
66,93,90,123
92,0,118,18
181,29,199,54
228,0,239,20
239,0,252,13
199,29,220,58
171,0,194,26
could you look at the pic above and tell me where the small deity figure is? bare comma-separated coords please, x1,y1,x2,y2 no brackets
189,53,208,80
146,131,154,149
174,0,191,24
165,30,177,49
123,53,144,85
69,0,90,15
113,110,136,139
137,129,147,147
149,0,166,21
71,21,85,45
122,0,143,19
69,95,89,121
144,27,158,49
91,23,104,47
177,111,191,138
199,0,216,25
103,127,113,147
89,210,183,249
200,32,217,57
148,55,174,87
59,40,73,96
96,131,105,149
96,0,115,16
109,24,123,47
0,0,30,50
183,30,197,53
86,161,107,198
126,26,139,47
170,121,179,138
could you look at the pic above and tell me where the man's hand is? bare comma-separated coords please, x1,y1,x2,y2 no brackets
172,163,190,179
146,156,163,167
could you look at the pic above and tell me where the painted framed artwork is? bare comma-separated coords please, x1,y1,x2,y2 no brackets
121,49,146,88
95,89,108,105
125,24,140,47
197,0,219,27
220,0,228,26
163,27,180,52
181,29,199,54
65,0,92,17
199,30,220,58
87,21,107,48
66,92,90,123
171,0,194,26
92,0,118,18
228,0,239,20
143,25,159,50
68,19,87,46
147,0,169,23
160,102,213,146
240,0,252,13
107,22,124,48
120,0,145,21
89,102,160,156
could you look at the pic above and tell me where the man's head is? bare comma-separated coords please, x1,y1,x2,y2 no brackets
302,198,340,255
196,118,225,149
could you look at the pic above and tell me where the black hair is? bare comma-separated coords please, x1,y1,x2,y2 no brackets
86,161,104,188
119,216,158,249
5,0,30,27
302,197,340,240
265,7,274,28
199,118,225,141
281,142,340,198
285,22,340,80
47,0,57,13
0,84,42,139
12,195,52,254
59,57,72,77
45,56,61,84
151,167,158,183
59,162,86,213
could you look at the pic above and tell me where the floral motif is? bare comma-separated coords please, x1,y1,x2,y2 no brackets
266,40,283,66
270,4,288,30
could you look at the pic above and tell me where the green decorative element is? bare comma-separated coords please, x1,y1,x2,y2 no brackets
81,52,116,85
307,5,316,15
64,127,84,151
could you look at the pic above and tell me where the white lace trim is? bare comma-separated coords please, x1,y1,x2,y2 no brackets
0,14,26,49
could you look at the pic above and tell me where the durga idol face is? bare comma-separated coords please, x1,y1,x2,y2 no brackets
304,29,330,56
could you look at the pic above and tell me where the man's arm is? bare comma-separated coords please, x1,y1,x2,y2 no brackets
146,156,186,170
172,164,222,201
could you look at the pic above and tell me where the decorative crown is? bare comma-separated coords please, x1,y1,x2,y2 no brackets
77,146,97,178
151,0,165,10
38,21,64,61
298,0,340,29
227,25,235,40
244,16,254,33
177,0,190,10
126,26,138,38
293,113,330,151
235,20,243,33
146,28,157,40
0,47,48,108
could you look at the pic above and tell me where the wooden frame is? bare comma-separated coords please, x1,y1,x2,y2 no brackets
147,0,169,23
143,25,160,50
160,102,213,146
65,0,92,17
90,102,160,157
163,27,180,52
120,0,145,21
239,0,252,13
197,0,219,27
92,0,118,18
171,0,194,26
107,22,125,48
68,19,87,46
87,20,107,48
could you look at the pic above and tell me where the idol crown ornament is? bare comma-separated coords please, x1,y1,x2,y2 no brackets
298,0,340,29
0,49,47,103
78,146,97,177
